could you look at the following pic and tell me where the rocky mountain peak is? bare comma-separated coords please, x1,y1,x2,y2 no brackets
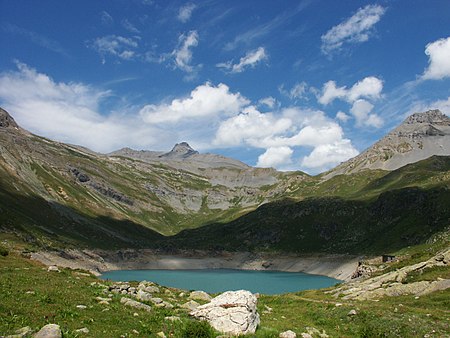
0,107,19,129
403,109,449,125
159,142,199,159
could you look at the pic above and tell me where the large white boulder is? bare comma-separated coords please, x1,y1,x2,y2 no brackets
190,290,260,336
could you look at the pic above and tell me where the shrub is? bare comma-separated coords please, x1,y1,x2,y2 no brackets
180,319,216,338
0,245,9,256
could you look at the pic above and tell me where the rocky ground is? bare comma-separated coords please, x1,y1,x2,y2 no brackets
30,249,360,281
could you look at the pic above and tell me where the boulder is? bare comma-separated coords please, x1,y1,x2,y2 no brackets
190,290,260,336
120,297,152,312
136,290,152,302
188,290,212,301
33,324,62,338
181,300,200,311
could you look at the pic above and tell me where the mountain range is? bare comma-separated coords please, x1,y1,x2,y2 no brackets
0,107,449,253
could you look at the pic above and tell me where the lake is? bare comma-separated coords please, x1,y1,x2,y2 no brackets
100,269,340,294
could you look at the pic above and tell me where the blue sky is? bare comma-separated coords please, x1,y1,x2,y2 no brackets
1,0,450,173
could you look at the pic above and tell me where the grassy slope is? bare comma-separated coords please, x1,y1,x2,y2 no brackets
166,156,450,254
1,233,448,337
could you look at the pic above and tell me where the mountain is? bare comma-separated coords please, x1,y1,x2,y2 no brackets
0,107,449,253
326,109,450,178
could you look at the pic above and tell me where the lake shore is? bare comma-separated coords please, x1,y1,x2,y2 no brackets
30,249,360,281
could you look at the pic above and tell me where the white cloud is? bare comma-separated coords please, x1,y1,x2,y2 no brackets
178,3,196,23
217,47,267,73
100,11,113,26
172,31,199,73
422,36,450,80
279,82,308,100
140,82,249,124
259,96,276,108
257,146,293,168
0,62,161,152
336,111,350,122
321,4,386,54
90,35,138,62
319,76,383,105
214,107,358,172
350,99,383,128
301,140,359,170
214,106,291,147
122,19,140,33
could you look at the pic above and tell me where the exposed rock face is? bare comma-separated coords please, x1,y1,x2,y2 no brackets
0,108,19,129
159,142,199,159
331,248,450,300
33,324,62,338
327,109,450,178
190,290,260,336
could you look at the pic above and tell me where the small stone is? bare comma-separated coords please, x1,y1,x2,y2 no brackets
25,291,35,295
164,316,181,322
136,290,152,302
95,297,112,302
99,300,109,305
133,312,139,317
150,297,163,304
280,330,297,337
76,305,87,309
34,324,62,338
157,332,166,338
132,329,139,334
335,303,343,307
75,328,89,334
301,334,313,338
179,292,185,297
348,309,357,316
47,266,59,272
145,286,160,293
10,326,32,337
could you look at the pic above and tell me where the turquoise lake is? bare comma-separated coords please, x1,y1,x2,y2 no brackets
100,269,340,294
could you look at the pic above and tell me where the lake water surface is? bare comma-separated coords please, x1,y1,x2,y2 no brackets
101,269,340,294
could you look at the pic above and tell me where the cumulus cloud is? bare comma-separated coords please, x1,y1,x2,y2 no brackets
172,31,199,74
217,47,267,73
0,62,162,152
318,76,383,105
259,96,276,108
422,36,450,80
336,111,350,122
350,99,383,128
140,82,249,124
214,107,358,171
90,35,138,62
178,3,196,23
257,146,293,168
301,140,359,170
321,4,386,54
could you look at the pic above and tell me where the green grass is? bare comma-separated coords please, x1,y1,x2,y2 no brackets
1,247,448,338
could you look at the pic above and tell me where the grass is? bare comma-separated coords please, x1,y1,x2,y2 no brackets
1,233,449,337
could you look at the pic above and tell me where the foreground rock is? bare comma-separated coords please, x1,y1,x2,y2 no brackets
120,297,152,312
33,324,62,338
190,290,260,336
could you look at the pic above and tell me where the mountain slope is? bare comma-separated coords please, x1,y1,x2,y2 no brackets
1,107,449,253
326,110,450,178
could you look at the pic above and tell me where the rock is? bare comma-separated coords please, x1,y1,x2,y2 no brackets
146,286,160,293
300,334,313,338
136,290,152,302
150,297,163,304
305,327,329,338
75,328,89,334
120,297,152,312
47,266,59,272
34,324,62,338
156,332,167,338
190,290,260,336
181,300,200,311
95,297,112,302
5,326,33,338
280,330,297,337
335,303,343,307
165,316,181,322
348,309,357,316
76,305,87,309
98,300,109,305
188,290,212,301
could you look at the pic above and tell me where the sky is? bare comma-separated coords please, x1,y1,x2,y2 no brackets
0,0,450,174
